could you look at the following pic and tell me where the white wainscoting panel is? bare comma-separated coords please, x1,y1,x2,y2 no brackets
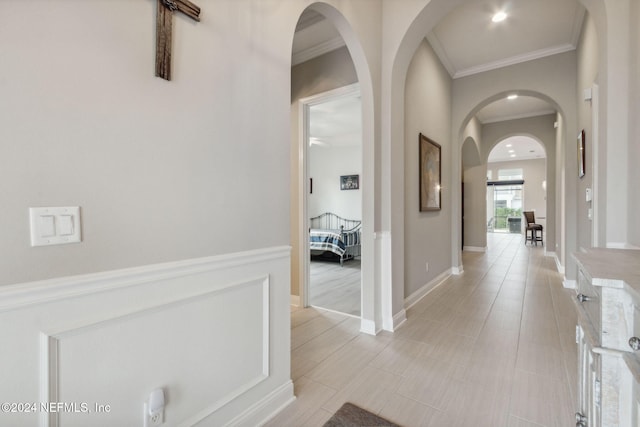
0,246,292,427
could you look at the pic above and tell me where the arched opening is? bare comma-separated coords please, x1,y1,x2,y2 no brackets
486,136,547,242
456,90,566,268
290,3,378,333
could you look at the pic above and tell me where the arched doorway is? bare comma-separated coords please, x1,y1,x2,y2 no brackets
290,4,378,334
486,136,547,242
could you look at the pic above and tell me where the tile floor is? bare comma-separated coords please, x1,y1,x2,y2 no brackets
310,258,361,316
267,233,577,427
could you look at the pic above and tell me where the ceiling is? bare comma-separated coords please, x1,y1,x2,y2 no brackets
488,136,547,163
294,0,584,158
309,95,362,148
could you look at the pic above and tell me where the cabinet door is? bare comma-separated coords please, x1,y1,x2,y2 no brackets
577,324,601,427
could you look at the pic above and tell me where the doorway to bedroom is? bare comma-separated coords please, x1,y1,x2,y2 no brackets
306,88,362,317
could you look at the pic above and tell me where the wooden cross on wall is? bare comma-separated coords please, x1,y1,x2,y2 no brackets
156,0,201,81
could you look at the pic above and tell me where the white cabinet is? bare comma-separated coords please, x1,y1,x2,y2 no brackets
574,248,640,427
576,322,601,426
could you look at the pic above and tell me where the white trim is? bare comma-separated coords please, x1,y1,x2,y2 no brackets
570,7,587,48
453,43,576,79
404,269,452,310
40,276,271,427
425,32,455,77
391,309,407,331
479,109,556,125
290,294,301,307
0,246,290,313
463,246,486,253
224,380,295,427
552,252,565,274
606,242,640,250
376,231,393,332
360,318,377,335
292,36,346,66
40,276,270,427
563,279,577,289
298,84,366,316
451,265,464,275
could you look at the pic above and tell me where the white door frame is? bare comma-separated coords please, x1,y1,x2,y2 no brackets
298,84,362,311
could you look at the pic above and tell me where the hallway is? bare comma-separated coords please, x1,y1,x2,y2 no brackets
270,233,576,426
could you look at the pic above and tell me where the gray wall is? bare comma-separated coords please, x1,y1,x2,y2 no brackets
404,38,452,298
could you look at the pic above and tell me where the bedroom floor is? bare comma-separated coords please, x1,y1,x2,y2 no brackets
269,233,577,426
310,258,361,316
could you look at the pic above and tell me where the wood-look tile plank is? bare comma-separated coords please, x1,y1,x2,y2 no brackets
321,365,402,414
509,369,574,427
281,233,578,427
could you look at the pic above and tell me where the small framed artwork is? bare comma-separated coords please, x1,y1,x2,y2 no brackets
340,174,359,190
578,130,586,179
419,133,441,211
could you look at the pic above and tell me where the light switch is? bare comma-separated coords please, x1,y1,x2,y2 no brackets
58,215,74,236
29,207,81,246
40,215,56,237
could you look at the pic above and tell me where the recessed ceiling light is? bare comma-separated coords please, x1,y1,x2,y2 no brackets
508,150,515,153
510,154,516,158
506,144,512,147
507,94,518,100
492,11,507,23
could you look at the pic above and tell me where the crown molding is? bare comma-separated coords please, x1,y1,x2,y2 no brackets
425,33,455,77
453,43,576,79
570,6,587,47
479,109,556,124
292,36,346,66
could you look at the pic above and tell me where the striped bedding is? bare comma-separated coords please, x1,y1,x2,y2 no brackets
309,229,347,256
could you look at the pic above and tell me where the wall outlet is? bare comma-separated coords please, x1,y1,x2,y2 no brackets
143,403,164,427
425,262,429,273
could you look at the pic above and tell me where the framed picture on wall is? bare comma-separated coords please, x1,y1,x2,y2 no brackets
419,133,442,211
578,130,586,179
340,174,359,190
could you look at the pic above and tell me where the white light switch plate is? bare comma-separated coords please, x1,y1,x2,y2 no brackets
29,207,82,246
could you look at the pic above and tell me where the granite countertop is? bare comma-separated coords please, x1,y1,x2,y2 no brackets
574,248,640,293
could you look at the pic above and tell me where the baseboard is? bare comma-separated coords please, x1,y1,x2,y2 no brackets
563,279,576,289
290,294,301,307
463,246,486,252
391,309,407,331
404,269,452,311
360,318,377,336
228,380,295,427
451,265,464,275
607,242,640,250
553,253,565,274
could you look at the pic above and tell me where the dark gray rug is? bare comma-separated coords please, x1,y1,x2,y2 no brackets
323,402,401,427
